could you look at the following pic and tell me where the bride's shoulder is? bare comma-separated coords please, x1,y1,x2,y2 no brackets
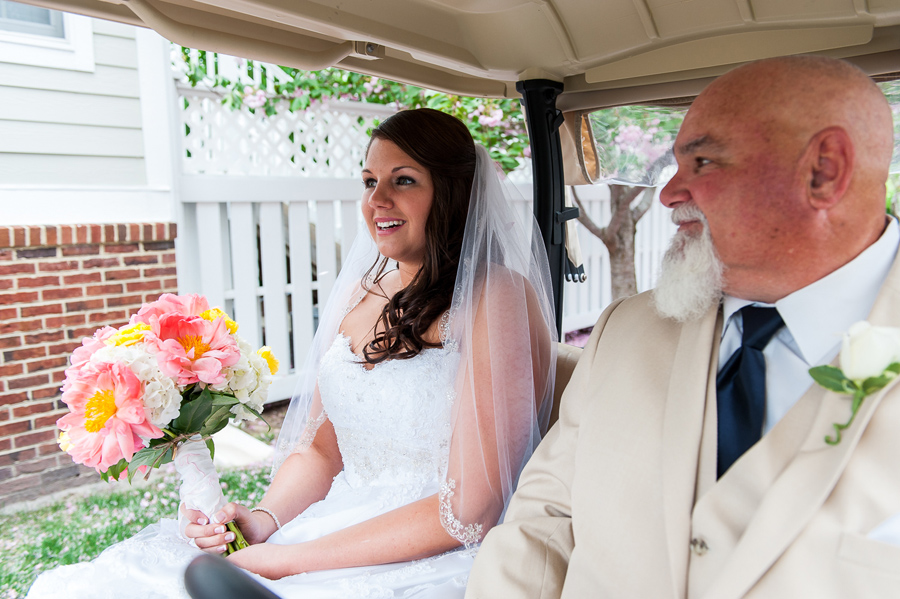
479,266,539,305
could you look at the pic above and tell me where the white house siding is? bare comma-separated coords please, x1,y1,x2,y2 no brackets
0,18,147,189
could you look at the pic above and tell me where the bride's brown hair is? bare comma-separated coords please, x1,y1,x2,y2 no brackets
362,108,477,363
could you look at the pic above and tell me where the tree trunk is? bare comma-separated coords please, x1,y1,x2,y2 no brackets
572,184,655,302
607,212,638,299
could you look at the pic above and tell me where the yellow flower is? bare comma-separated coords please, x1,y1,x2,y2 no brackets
201,308,238,334
84,389,118,433
257,346,279,375
58,431,73,452
107,323,151,347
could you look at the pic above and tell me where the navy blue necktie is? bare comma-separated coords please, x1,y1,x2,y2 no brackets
716,306,784,479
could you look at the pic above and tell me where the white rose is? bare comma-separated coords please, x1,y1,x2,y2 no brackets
840,321,900,381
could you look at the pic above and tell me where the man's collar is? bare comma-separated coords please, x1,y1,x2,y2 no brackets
722,216,899,365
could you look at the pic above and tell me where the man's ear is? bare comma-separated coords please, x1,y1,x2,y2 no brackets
805,126,854,210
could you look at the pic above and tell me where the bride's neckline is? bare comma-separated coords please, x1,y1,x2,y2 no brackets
334,332,451,372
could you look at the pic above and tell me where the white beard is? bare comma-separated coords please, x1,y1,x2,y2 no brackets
651,204,724,322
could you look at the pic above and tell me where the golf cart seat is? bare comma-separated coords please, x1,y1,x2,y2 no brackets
550,342,583,430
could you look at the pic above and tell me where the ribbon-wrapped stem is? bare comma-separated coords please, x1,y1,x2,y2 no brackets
174,436,248,554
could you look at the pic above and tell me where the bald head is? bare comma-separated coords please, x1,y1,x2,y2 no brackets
696,56,893,196
661,56,895,302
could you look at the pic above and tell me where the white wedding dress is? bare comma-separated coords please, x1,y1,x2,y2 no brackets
28,333,475,599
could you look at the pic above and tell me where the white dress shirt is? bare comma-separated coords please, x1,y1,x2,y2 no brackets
718,217,900,543
718,217,899,435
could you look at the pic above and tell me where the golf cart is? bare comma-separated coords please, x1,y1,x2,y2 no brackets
14,0,900,595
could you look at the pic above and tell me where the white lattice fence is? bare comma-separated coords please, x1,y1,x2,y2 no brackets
179,85,395,177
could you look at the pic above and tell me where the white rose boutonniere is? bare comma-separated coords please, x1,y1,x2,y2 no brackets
809,321,900,445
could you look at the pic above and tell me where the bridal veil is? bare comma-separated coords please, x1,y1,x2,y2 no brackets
273,144,557,546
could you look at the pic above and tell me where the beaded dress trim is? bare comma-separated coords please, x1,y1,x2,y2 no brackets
438,478,484,547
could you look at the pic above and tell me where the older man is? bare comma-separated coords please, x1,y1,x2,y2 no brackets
467,56,900,598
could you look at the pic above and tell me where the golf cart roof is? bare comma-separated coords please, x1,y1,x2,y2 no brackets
22,0,900,110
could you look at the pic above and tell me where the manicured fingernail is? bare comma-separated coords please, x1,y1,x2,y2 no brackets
214,526,225,534
217,545,226,553
212,512,225,524
197,517,208,525
224,532,235,542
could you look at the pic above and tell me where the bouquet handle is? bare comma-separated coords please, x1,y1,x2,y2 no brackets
175,436,248,553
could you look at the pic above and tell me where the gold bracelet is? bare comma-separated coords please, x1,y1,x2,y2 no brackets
250,506,282,530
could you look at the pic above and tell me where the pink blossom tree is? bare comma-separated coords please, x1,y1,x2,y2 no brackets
571,106,684,300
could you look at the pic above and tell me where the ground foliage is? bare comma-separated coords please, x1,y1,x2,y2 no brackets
0,465,272,599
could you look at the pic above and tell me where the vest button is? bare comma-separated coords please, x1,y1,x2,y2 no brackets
690,537,709,556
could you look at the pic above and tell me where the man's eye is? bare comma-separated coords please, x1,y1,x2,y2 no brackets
695,157,712,169
396,176,415,185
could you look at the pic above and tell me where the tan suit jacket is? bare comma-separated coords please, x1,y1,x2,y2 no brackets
467,256,900,599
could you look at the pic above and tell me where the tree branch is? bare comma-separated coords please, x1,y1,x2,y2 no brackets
626,150,675,223
631,187,655,222
570,187,608,243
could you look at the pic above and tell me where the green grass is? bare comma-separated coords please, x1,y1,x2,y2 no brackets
0,464,272,599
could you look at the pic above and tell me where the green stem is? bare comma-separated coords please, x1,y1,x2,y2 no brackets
824,390,867,446
224,521,250,555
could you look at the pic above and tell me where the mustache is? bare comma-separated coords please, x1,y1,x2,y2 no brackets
671,203,708,226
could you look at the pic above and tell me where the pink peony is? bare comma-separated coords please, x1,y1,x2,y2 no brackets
62,327,118,399
68,326,117,372
58,361,163,472
150,314,240,386
131,293,210,326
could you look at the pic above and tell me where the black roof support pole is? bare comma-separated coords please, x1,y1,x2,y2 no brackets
517,79,567,338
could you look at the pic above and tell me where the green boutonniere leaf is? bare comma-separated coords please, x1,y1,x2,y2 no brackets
819,362,900,446
809,365,854,394
861,371,897,395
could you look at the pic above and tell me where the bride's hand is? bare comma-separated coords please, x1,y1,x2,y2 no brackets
181,502,274,552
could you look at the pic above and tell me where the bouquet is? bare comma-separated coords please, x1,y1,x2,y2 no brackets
56,293,279,554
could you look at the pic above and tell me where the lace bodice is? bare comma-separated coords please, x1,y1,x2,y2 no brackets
317,334,460,489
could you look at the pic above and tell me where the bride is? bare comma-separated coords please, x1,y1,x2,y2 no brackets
28,108,556,598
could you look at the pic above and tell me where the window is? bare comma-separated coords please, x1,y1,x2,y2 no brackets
0,1,93,71
0,1,65,38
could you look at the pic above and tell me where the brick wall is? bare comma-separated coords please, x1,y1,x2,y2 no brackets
0,223,178,505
